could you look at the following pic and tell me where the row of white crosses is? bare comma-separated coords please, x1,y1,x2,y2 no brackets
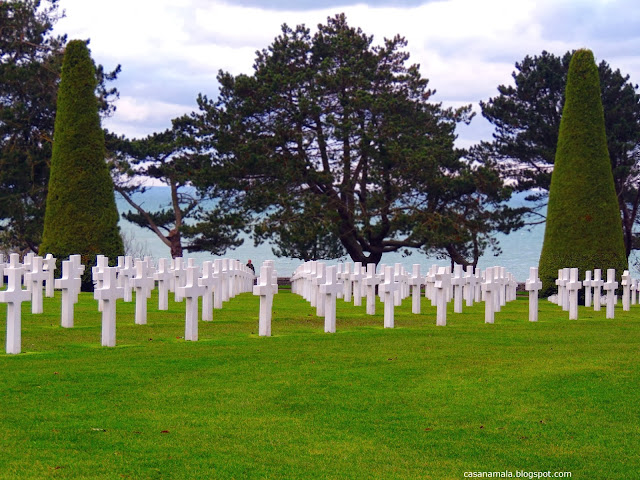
92,256,256,346
0,253,71,354
0,253,257,353
551,267,635,320
288,261,521,332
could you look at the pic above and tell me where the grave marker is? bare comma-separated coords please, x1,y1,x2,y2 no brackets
0,254,31,354
94,266,124,347
524,267,542,322
177,266,206,341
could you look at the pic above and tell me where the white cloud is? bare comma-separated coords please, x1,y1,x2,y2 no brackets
54,0,640,142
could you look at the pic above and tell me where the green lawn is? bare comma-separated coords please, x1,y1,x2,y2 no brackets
0,290,638,479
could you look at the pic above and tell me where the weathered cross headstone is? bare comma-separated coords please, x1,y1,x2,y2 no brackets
0,254,31,354
524,267,543,322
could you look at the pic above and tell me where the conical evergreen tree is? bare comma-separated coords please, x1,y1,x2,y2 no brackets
40,40,124,290
539,49,627,296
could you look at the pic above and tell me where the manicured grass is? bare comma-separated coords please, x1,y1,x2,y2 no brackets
0,290,638,479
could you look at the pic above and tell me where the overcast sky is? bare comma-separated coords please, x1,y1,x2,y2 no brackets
54,0,640,148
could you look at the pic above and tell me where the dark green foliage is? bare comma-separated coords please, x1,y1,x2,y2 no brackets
538,49,627,296
187,14,520,266
107,124,244,259
0,0,120,254
40,40,123,289
476,50,640,256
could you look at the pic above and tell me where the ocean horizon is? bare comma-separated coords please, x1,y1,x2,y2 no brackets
116,187,637,281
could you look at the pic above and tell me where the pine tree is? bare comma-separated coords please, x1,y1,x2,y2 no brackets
538,49,627,296
40,40,124,290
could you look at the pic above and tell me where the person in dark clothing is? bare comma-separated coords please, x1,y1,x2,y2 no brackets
246,259,255,274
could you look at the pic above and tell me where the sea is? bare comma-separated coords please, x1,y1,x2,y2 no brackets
115,187,635,282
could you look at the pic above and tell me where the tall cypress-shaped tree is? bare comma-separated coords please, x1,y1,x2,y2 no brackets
539,49,627,296
40,40,123,290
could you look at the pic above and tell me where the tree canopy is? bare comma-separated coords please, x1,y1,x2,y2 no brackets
475,50,640,256
538,49,627,295
186,14,520,266
0,0,119,254
40,40,124,290
108,123,244,259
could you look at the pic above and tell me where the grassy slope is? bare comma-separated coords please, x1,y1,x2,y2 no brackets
0,290,638,479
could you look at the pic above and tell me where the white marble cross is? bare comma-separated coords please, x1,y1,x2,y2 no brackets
173,257,187,302
177,265,206,341
524,267,542,322
363,263,378,315
212,259,224,309
43,253,57,298
118,255,136,303
254,264,278,337
92,255,110,312
320,266,342,333
583,270,593,308
378,266,400,328
434,267,451,326
198,261,216,322
482,267,497,324
0,254,31,354
308,261,318,308
603,268,618,319
632,278,638,306
154,258,172,310
425,265,437,306
464,265,476,307
556,268,569,311
25,256,47,314
340,262,352,303
55,260,81,328
566,268,582,320
351,262,365,307
220,258,230,303
621,270,632,312
131,259,154,325
409,264,424,314
451,264,465,314
592,269,604,312
393,263,407,306
314,262,327,317
94,266,124,347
